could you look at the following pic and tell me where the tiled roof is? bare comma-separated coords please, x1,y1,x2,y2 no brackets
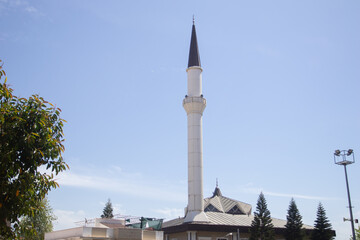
162,187,313,230
162,212,313,230
204,188,252,215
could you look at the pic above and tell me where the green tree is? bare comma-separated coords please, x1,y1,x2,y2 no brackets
0,61,68,238
17,197,56,240
249,192,275,240
311,203,334,240
101,199,114,218
349,226,360,240
284,198,304,240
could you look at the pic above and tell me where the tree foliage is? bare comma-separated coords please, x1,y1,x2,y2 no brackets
249,192,275,240
17,197,56,240
351,226,360,240
0,61,67,238
101,199,114,219
284,198,304,240
311,203,334,240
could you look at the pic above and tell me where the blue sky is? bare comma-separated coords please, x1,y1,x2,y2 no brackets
1,1,360,239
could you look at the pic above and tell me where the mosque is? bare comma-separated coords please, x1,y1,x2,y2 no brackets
161,21,317,240
45,21,330,240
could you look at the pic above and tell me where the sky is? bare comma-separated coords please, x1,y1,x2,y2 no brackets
1,0,360,239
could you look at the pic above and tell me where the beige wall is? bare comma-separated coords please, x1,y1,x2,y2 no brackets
166,231,301,240
113,228,142,240
143,230,164,240
91,227,109,237
46,227,163,240
166,231,250,240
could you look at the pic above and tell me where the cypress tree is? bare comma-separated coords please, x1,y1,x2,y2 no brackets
311,203,333,240
284,198,304,240
101,199,114,219
249,192,275,240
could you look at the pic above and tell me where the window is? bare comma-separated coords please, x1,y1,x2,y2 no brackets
204,204,220,212
226,205,243,215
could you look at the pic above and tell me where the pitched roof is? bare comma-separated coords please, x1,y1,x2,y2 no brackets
188,23,201,68
204,187,252,216
162,187,313,231
162,212,313,230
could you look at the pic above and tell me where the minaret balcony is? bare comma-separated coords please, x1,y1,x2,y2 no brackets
183,96,206,115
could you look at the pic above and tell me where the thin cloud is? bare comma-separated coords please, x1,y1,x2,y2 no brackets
152,208,183,220
53,209,86,230
113,203,126,215
55,170,185,203
25,6,37,13
263,191,338,201
0,0,40,15
242,187,339,201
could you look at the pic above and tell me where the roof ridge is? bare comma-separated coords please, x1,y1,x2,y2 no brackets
218,195,252,206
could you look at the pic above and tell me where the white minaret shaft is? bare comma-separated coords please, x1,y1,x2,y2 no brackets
183,22,208,223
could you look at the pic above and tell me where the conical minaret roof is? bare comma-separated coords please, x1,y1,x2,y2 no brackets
188,22,201,68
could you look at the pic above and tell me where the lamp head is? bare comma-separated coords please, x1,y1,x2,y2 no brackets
334,150,341,156
347,149,353,156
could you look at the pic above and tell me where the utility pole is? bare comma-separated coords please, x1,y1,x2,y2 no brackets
334,149,356,240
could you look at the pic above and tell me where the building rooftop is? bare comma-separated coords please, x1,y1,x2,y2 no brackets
163,211,313,230
162,187,313,232
204,187,252,216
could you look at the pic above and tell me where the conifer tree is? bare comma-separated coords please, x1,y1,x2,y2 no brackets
311,203,334,240
101,199,114,219
284,198,304,240
249,192,275,240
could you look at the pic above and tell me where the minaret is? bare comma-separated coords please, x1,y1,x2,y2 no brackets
183,20,208,223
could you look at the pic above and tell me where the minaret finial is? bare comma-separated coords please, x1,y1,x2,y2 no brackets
187,19,201,68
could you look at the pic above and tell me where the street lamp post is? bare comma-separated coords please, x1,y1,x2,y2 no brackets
334,149,356,240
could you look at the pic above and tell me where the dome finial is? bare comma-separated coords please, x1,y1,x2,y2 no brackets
212,179,222,197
